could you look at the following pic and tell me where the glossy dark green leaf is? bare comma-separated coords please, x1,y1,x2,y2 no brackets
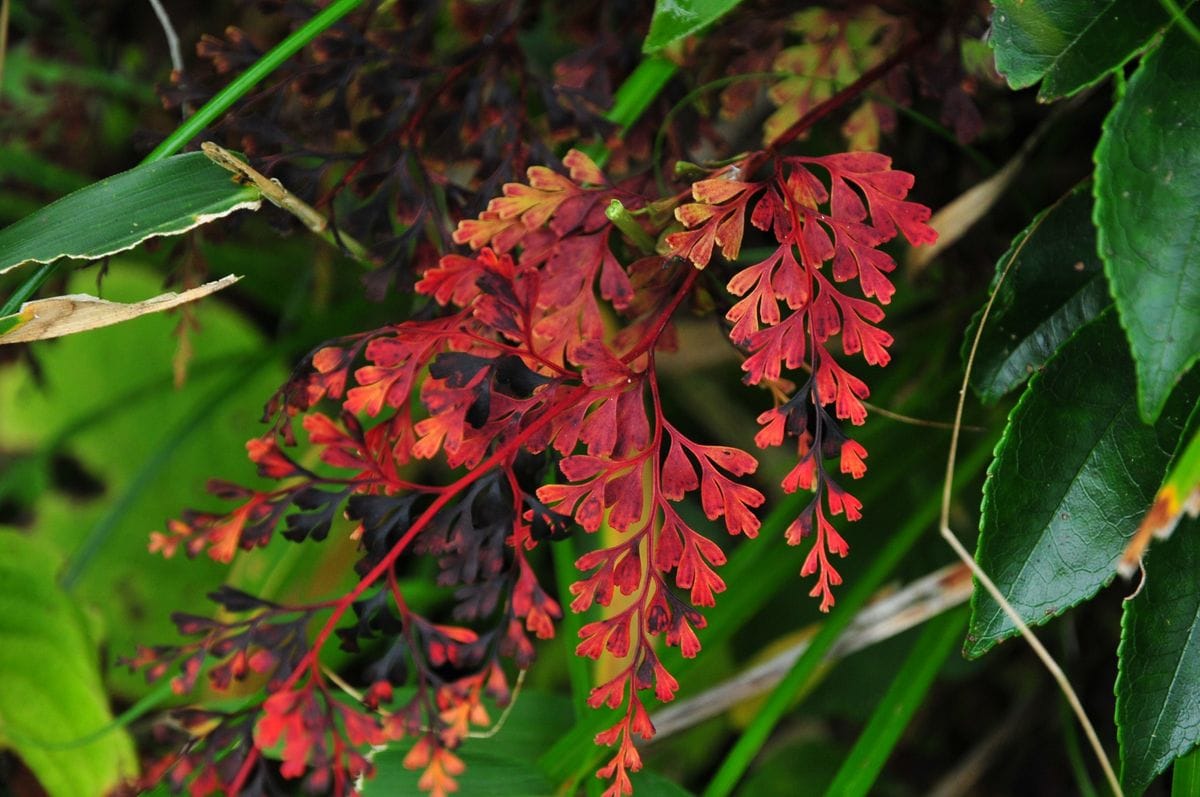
643,0,744,53
989,0,1175,101
0,151,260,276
0,534,136,796
966,312,1195,657
1117,516,1200,794
1095,25,1200,423
965,182,1110,403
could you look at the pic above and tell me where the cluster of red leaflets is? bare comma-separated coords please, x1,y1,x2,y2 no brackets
133,145,933,796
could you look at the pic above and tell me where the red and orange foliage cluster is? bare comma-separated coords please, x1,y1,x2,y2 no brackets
130,132,933,796
121,3,945,792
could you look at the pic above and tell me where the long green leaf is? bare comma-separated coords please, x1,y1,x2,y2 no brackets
3,0,364,313
642,0,745,53
964,182,1109,403
698,488,966,797
988,0,1183,101
1095,24,1200,422
823,607,967,797
967,312,1196,657
1174,747,1200,797
0,152,260,276
0,534,137,797
1117,516,1200,793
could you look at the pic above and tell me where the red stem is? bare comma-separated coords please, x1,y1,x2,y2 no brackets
621,268,699,365
227,263,698,794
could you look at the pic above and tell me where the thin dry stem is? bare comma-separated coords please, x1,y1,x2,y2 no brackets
0,0,9,98
940,188,1123,796
866,401,982,432
650,562,972,740
147,0,183,76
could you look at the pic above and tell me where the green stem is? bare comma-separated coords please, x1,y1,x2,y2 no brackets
605,199,657,254
1159,0,1200,48
868,92,995,173
822,607,968,797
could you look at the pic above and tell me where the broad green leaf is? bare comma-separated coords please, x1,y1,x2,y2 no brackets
966,312,1195,657
965,182,1110,403
642,0,744,53
1117,516,1200,794
988,0,1176,101
0,263,287,697
0,151,260,275
1095,26,1200,423
0,533,137,796
1120,428,1200,577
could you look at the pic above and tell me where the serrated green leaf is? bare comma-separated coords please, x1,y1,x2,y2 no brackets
0,533,137,796
1117,516,1200,794
1095,25,1200,423
642,0,744,53
966,312,1196,658
965,182,1110,403
1121,427,1200,578
988,0,1179,101
0,151,261,275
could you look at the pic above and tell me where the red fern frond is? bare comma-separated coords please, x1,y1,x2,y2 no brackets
666,152,934,613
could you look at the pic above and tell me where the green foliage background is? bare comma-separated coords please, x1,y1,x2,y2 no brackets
1,1,1199,795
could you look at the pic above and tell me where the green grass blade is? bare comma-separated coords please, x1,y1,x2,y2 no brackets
822,606,968,797
642,0,745,53
1174,747,1200,797
584,56,678,168
0,152,261,277
552,536,591,718
699,501,958,797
